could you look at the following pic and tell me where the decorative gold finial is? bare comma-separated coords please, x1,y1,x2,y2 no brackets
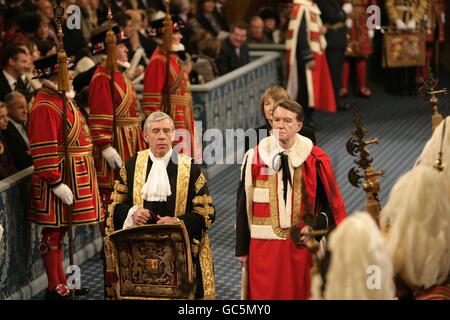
418,64,447,133
347,104,384,223
106,2,117,72
163,0,173,52
55,0,69,92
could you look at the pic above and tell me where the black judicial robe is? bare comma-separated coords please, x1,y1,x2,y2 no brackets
109,150,216,299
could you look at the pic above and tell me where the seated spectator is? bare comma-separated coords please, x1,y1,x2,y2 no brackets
192,35,220,82
36,0,55,22
193,0,229,40
216,22,250,75
137,9,157,59
116,11,145,79
0,102,17,179
0,46,30,102
32,16,57,56
77,0,98,44
258,7,282,44
3,91,32,170
247,16,272,44
17,40,42,96
171,0,195,54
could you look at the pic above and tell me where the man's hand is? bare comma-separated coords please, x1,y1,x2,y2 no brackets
395,19,407,30
342,3,353,15
52,183,74,205
102,146,123,169
406,19,416,30
132,208,151,225
300,225,312,245
319,26,327,35
156,215,179,224
306,60,316,70
236,255,248,269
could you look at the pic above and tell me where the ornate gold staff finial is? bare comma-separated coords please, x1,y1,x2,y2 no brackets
54,0,69,92
346,104,384,224
106,2,117,72
418,64,448,133
163,0,173,52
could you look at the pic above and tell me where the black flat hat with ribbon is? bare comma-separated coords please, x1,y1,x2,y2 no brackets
33,53,75,79
149,14,185,37
89,24,129,55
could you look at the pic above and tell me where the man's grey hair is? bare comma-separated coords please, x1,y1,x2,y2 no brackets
4,91,25,109
143,111,175,132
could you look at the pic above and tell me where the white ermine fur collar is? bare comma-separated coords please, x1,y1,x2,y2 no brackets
258,134,313,169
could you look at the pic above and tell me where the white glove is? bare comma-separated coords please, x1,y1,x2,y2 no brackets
52,183,74,205
102,146,123,169
406,20,416,30
368,29,375,39
345,18,353,29
395,19,407,30
342,3,353,15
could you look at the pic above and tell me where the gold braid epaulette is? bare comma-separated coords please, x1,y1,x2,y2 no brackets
192,194,215,229
106,165,128,235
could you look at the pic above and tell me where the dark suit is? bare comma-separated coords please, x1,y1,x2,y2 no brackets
216,38,250,75
195,12,228,38
3,121,32,170
0,70,28,102
316,0,347,105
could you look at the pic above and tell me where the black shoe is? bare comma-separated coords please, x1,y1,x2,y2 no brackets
337,102,350,112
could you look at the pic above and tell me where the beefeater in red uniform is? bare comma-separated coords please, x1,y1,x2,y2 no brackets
143,14,201,162
27,54,104,299
88,25,146,202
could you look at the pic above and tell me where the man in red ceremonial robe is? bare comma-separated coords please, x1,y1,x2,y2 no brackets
236,99,346,300
286,0,337,128
88,25,146,202
142,14,201,162
27,54,104,299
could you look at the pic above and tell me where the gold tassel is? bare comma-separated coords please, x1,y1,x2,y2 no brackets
57,50,69,92
163,1,173,52
106,29,117,72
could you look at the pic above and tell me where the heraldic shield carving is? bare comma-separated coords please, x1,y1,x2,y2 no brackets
108,222,195,300
383,31,426,68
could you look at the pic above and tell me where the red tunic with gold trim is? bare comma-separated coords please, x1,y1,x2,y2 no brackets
27,84,104,227
343,0,377,57
286,0,336,112
88,65,146,192
425,0,445,43
236,135,346,299
142,49,201,162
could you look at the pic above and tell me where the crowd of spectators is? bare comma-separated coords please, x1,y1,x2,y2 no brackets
0,0,289,180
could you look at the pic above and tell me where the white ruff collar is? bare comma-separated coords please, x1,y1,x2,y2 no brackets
141,149,173,202
258,134,313,169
